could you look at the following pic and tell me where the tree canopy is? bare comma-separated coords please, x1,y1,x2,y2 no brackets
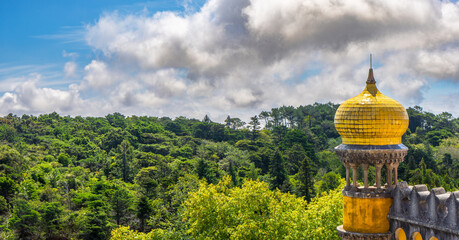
0,103,456,239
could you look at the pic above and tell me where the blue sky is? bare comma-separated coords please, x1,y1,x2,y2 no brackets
0,1,199,61
0,0,194,87
0,0,458,121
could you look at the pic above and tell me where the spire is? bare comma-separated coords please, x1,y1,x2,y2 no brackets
366,54,376,84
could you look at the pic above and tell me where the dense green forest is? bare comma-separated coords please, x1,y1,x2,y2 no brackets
0,103,457,239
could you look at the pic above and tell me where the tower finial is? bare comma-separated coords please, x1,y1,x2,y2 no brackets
366,54,376,84
370,54,372,69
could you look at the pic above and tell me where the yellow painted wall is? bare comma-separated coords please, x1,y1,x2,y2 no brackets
343,196,393,233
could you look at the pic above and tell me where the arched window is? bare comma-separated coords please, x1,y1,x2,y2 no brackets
395,228,407,240
428,237,438,240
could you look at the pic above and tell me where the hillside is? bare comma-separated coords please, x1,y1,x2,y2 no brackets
0,103,457,239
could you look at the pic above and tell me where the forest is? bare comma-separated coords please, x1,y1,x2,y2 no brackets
0,103,457,240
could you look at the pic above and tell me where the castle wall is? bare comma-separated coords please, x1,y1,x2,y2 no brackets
389,183,459,240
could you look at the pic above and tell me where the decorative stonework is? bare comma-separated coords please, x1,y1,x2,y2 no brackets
337,225,392,240
342,188,392,199
335,144,407,192
335,144,408,165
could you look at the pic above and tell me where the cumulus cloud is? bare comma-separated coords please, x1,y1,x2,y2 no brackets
81,0,459,121
82,60,117,90
0,74,84,115
64,61,77,77
3,0,459,120
139,69,187,98
413,49,459,81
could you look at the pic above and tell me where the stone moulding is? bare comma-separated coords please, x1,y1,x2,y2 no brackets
337,225,392,240
335,144,407,164
342,188,392,198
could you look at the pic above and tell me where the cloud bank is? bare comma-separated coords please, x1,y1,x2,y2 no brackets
2,0,459,120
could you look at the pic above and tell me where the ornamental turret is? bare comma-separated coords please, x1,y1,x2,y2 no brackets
335,58,409,240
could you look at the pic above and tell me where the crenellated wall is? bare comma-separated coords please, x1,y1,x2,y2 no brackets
388,182,459,240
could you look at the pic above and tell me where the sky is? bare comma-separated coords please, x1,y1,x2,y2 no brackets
1,0,459,123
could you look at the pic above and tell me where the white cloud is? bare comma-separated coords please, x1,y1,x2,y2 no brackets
139,69,187,98
64,61,77,77
82,0,459,119
82,60,117,90
0,74,84,115
3,0,459,120
62,50,79,58
413,49,459,80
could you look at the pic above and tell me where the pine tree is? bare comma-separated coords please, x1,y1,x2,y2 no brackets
404,156,416,181
203,115,211,123
110,187,134,225
197,158,209,180
249,115,260,140
225,115,231,128
269,150,288,190
196,158,215,183
298,155,314,201
118,140,133,182
136,196,152,232
285,144,306,175
228,160,238,186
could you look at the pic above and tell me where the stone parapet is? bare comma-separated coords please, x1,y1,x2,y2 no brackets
388,182,459,240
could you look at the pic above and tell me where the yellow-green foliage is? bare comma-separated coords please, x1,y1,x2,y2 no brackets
183,176,344,240
110,226,168,240
110,177,344,240
111,226,149,240
305,185,345,239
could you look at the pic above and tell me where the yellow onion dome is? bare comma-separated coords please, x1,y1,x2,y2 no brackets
334,68,409,145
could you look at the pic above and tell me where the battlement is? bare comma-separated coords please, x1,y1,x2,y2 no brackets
388,182,459,240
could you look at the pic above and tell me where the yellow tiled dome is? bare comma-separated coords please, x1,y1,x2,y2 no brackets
334,68,409,145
